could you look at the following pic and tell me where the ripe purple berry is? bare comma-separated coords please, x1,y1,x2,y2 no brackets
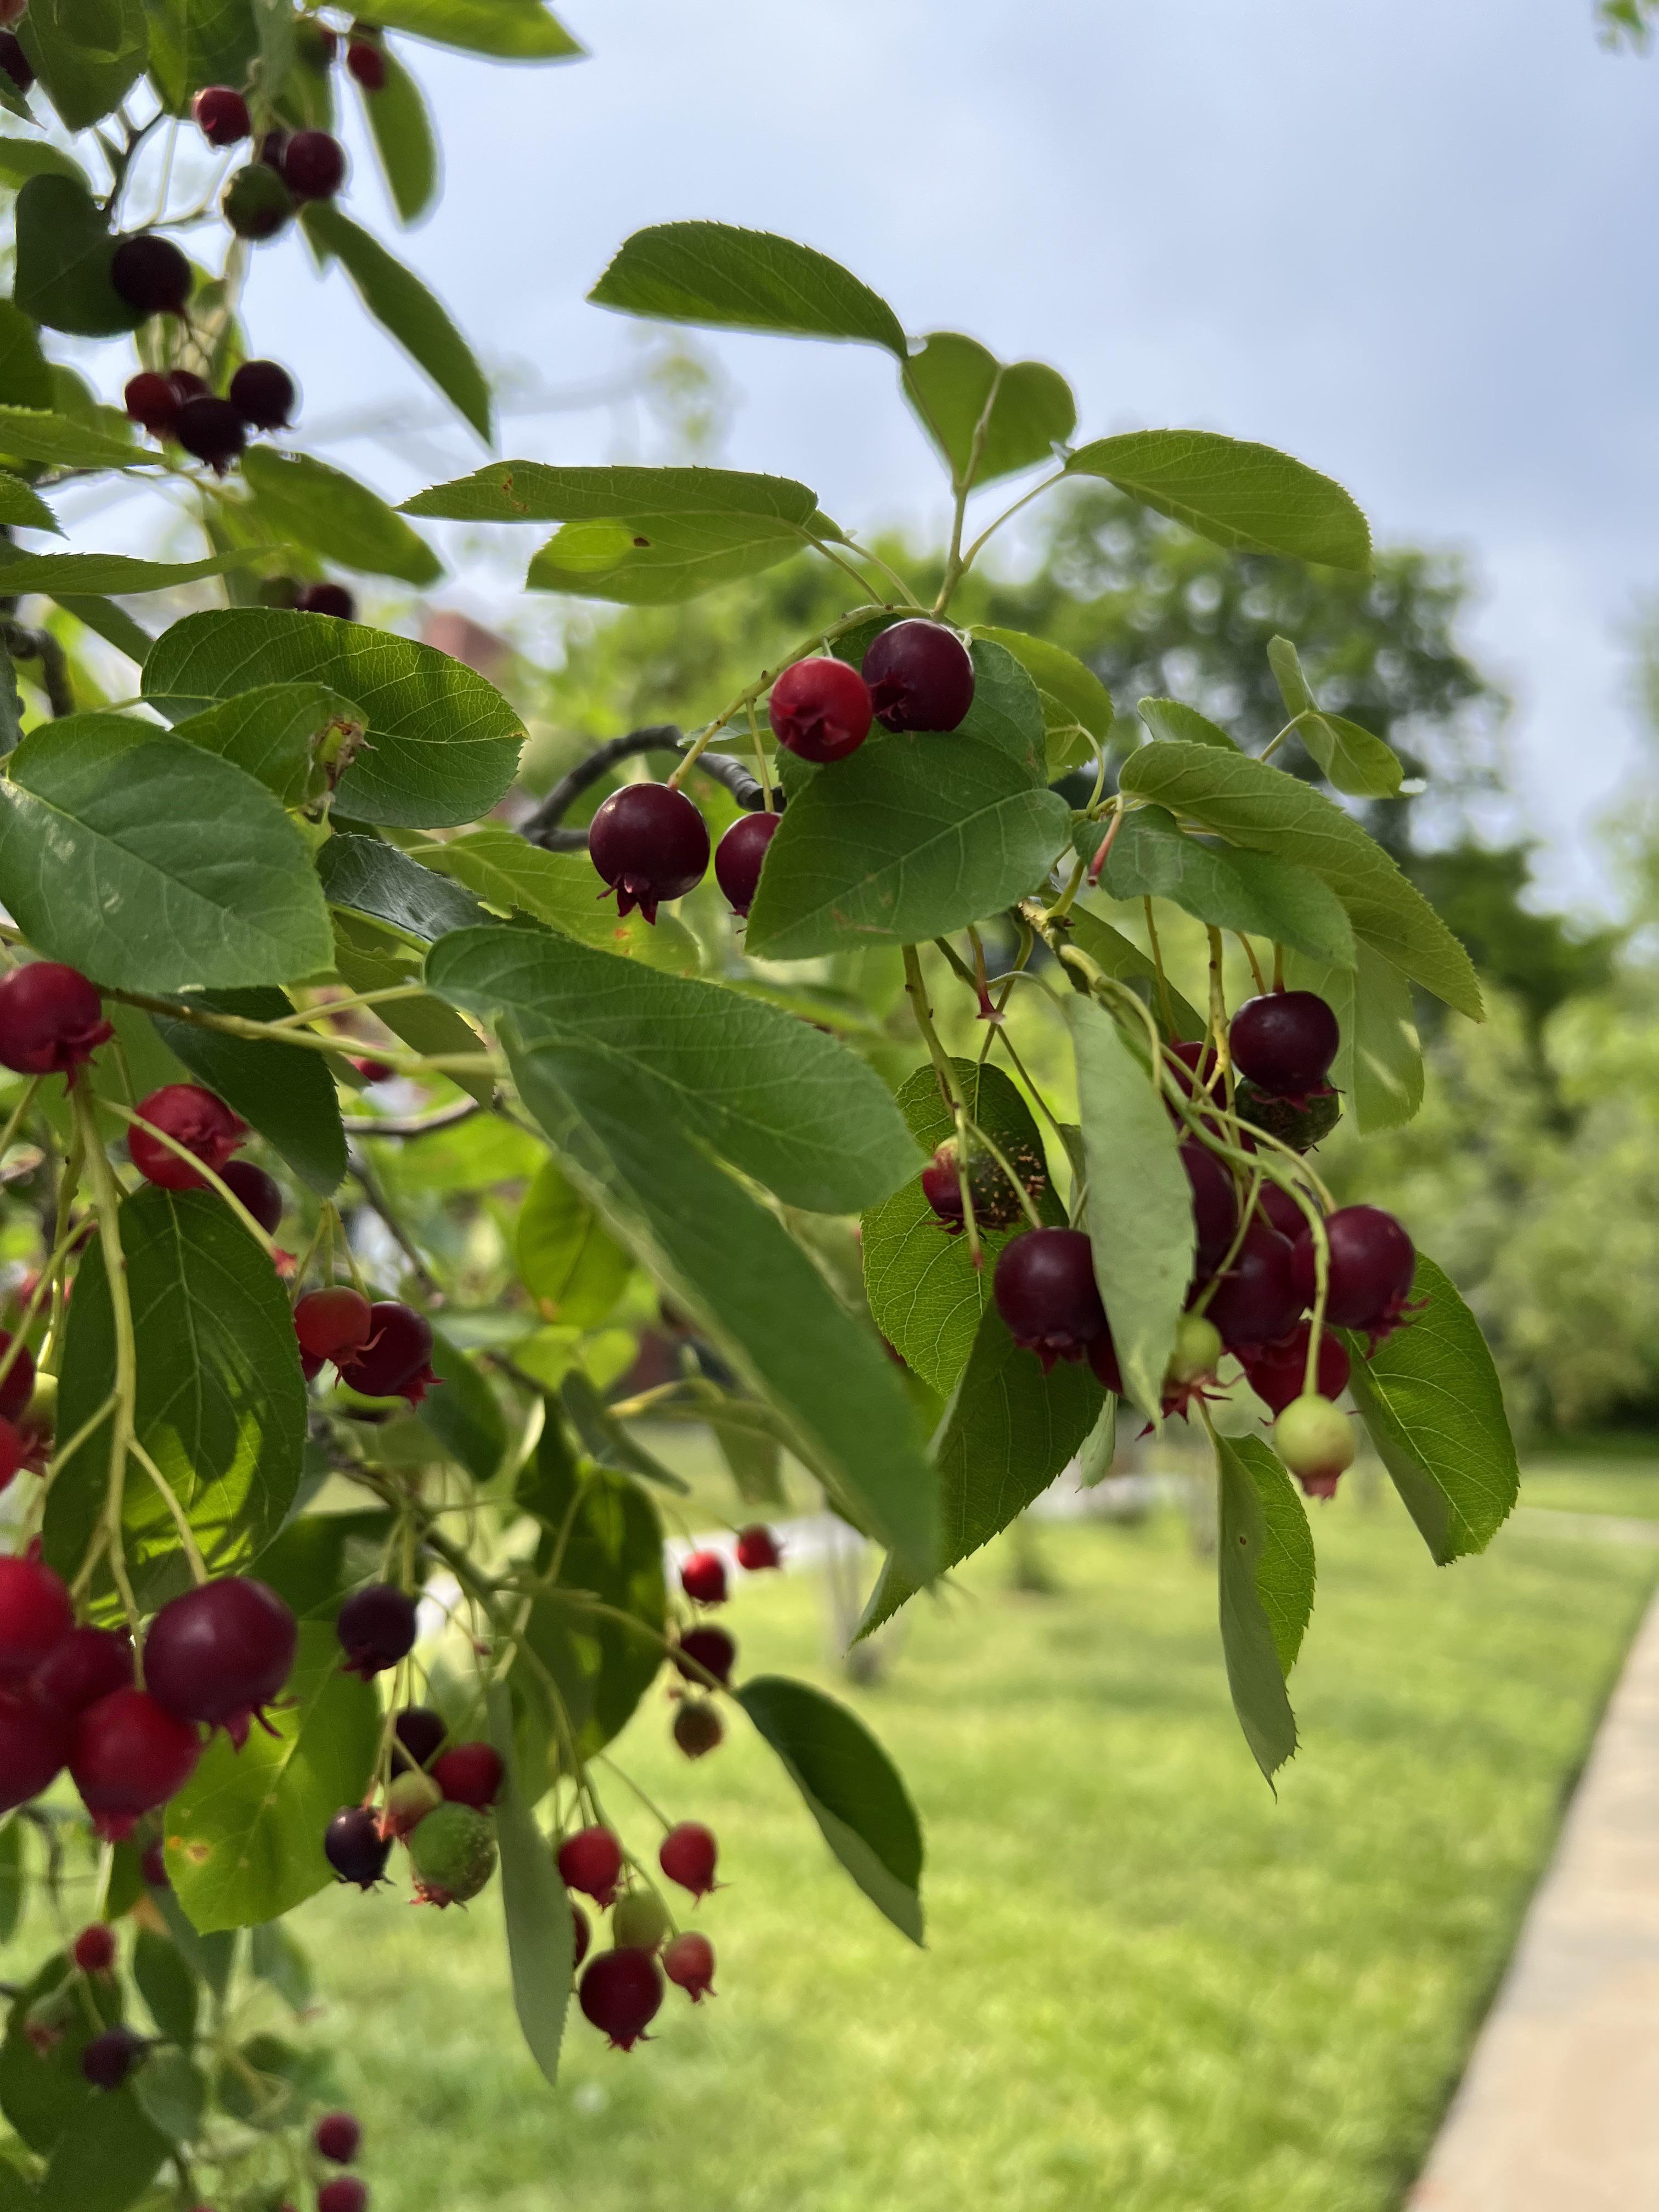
295,580,356,618
0,1687,69,1814
221,1160,284,1235
314,2111,361,2163
1289,1204,1417,1338
110,235,193,318
191,85,250,146
228,358,295,431
174,396,245,474
1229,990,1341,1102
142,1577,297,1748
672,1625,735,1687
281,129,346,201
579,1948,663,2050
672,1700,724,1759
1238,1321,1350,1418
714,810,780,917
80,2026,144,2090
861,620,976,732
588,783,710,924
1180,1139,1238,1272
124,371,179,438
992,1227,1106,1370
335,1584,417,1678
1203,1223,1302,1350
324,1805,391,1889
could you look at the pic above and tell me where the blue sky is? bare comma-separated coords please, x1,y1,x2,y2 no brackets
126,2,1659,905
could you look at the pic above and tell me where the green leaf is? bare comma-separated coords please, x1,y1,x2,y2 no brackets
1215,1430,1313,1784
0,1822,21,1945
1065,906,1207,1040
144,0,258,112
149,987,347,1195
862,1299,1102,1635
974,627,1113,751
526,511,808,603
0,550,265,595
736,1675,924,1942
744,733,1071,962
403,460,821,526
0,715,332,991
0,472,62,533
0,403,142,469
410,828,700,973
152,1894,234,2001
252,1505,391,1621
1116,740,1483,1020
1098,804,1357,966
171,681,364,808
486,1681,573,2089
45,590,153,664
330,911,494,1104
589,222,907,356
166,1622,378,1931
419,1327,507,1482
249,1920,315,2013
1077,1393,1119,1487
902,331,1075,490
1266,635,1402,798
317,832,487,943
950,636,1047,781
48,1189,308,1587
360,42,439,223
1137,695,1239,751
1066,997,1193,1420
861,1058,1060,1394
132,1929,198,2047
300,202,492,440
39,2094,167,2212
242,447,440,586
706,1394,785,1506
426,924,919,1214
12,174,140,337
17,0,146,132
516,1156,631,1326
1283,942,1423,1132
0,302,55,410
143,609,524,830
559,1370,686,1492
367,0,581,57
1344,1254,1517,1564
129,2050,206,2145
1067,429,1370,570
0,133,88,185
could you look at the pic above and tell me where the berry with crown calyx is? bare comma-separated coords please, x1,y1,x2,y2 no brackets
142,1576,297,1748
335,1301,436,1403
325,1805,392,1889
1238,1322,1350,1418
314,2111,362,2163
579,1948,662,2050
335,1583,418,1678
128,1085,247,1190
658,1820,718,1899
673,1624,735,1686
735,1525,781,1572
673,1700,723,1759
1289,1205,1417,1340
125,371,180,438
1235,1079,1344,1153
557,1825,623,1905
861,619,975,732
663,1930,716,2003
295,1286,375,1363
229,358,295,431
409,1801,496,1906
31,1625,131,1716
611,1888,670,1951
379,1768,441,1840
1230,990,1340,1102
1167,1313,1223,1387
71,1689,200,1841
588,782,709,923
1273,1392,1357,1499
714,809,780,917
919,1129,1046,1237
175,396,245,474
431,1741,503,1808
191,84,250,146
768,655,873,763
1203,1223,1302,1350
0,961,112,1077
679,1549,726,1605
992,1227,1106,1371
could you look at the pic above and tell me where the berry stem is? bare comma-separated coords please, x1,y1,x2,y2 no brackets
1235,932,1268,996
128,1433,210,1585
743,699,773,810
977,918,1035,1066
901,945,981,1265
932,377,1001,614
949,466,1069,604
104,985,501,1082
1206,928,1233,1088
1142,899,1178,1037
70,1082,142,1635
266,983,430,1031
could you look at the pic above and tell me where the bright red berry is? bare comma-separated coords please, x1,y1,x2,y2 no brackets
679,1549,726,1605
1230,991,1341,1102
992,1228,1106,1370
294,1286,375,1362
128,1085,247,1190
71,1688,201,1841
578,1948,663,2050
175,395,245,473
346,36,387,89
658,1820,718,1899
663,1929,716,2003
1238,1322,1350,1418
296,580,355,618
0,1332,35,1425
318,2182,368,2212
229,358,295,431
335,1301,436,1403
110,235,192,317
588,783,710,924
430,1741,503,1808
191,85,250,146
1203,1223,1302,1349
673,1625,735,1687
1181,1139,1238,1273
31,1625,132,1716
314,2111,362,2164
0,1686,69,1813
73,1924,116,1974
0,1553,72,1680
672,1700,723,1759
221,1160,284,1235
1289,1205,1417,1338
142,1576,297,1748
282,128,346,200
0,961,112,1076
325,1805,391,1889
334,1583,417,1678
861,620,975,733
391,1704,447,1773
713,810,780,917
768,656,872,763
735,1525,781,1572
557,1825,623,1906
80,2025,144,2090
124,371,180,438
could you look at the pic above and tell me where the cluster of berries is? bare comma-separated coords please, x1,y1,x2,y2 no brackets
294,1286,439,1403
325,1699,504,1909
561,1820,720,2049
586,619,978,926
667,1526,779,1759
123,356,296,474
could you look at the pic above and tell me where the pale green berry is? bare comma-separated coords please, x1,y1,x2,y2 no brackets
1273,1393,1356,1498
408,1802,496,1908
611,1888,670,1953
1168,1314,1222,1386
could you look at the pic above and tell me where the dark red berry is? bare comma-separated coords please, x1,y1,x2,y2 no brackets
768,657,873,763
294,1286,374,1362
314,2112,362,2164
679,1549,726,1605
168,369,209,404
992,1227,1106,1371
571,1901,591,1967
663,1929,716,2002
229,358,295,431
335,1584,417,1678
222,1160,284,1236
1229,991,1341,1102
735,1525,780,1572
73,1923,116,1974
176,395,245,473
391,1704,447,1772
259,128,289,168
318,2182,368,2212
325,1805,391,1889
80,2026,144,2090
124,371,179,438
0,961,112,1076
579,1948,663,2050
0,1417,22,1496
1203,1223,1302,1350
0,1553,72,1679
1180,1139,1238,1273
672,1700,723,1759
0,1332,34,1424
71,1689,201,1841
336,1301,435,1402
191,84,250,146
1254,1183,1311,1242
31,1626,132,1716
557,1826,623,1906
143,1577,297,1747
714,810,780,917
1289,1204,1417,1336
588,783,709,924
346,36,387,89
1238,1322,1351,1418
223,162,294,241
110,235,193,318
281,128,346,200
861,619,975,733
658,1819,718,1899
0,1686,69,1813
1165,1037,1220,1105
140,1841,169,1888
431,1741,503,1808
0,32,33,92
295,580,356,618
673,1624,735,1687
129,1085,247,1190
919,1147,964,1231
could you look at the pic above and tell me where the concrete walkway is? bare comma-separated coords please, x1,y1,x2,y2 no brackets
1408,1584,1659,2210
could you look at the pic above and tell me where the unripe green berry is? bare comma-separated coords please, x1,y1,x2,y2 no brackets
1167,1313,1222,1386
408,1802,496,1907
1273,1393,1356,1499
380,1768,441,1838
222,163,294,242
611,1888,670,1952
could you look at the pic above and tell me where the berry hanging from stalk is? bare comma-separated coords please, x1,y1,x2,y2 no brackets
658,1820,718,1899
735,1525,781,1572
124,371,180,439
768,656,873,763
229,358,296,431
1273,1392,1356,1499
673,1624,735,1686
679,1549,727,1605
920,1130,1046,1237
222,160,295,241
128,1085,247,1191
1234,1079,1343,1154
664,1930,716,2003
1202,1223,1302,1350
673,1700,723,1759
861,620,976,732
1238,1322,1350,1419
0,1553,72,1679
611,1888,670,1951
325,1805,392,1889
714,809,780,917
408,1801,496,1906
296,580,356,618
1229,990,1340,1103
335,1583,417,1678
315,2112,362,2164
557,1825,623,1906
80,2026,144,2091
72,1924,116,1974
30,1625,131,1716
992,1228,1106,1370
390,1703,447,1773
0,961,112,1076
347,33,387,89
431,1741,503,1808
1180,1139,1238,1273
339,1301,439,1404
110,235,193,317
295,1286,375,1364
1289,1205,1417,1340
175,396,246,474
70,1688,201,1840
191,84,250,146
318,2183,369,2212
142,1577,297,1747
0,1690,69,1814
222,1160,284,1236
379,1769,440,1839
281,128,347,200
588,783,710,924
579,1948,663,2050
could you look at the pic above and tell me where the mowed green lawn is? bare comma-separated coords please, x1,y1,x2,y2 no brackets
295,1472,1656,2212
